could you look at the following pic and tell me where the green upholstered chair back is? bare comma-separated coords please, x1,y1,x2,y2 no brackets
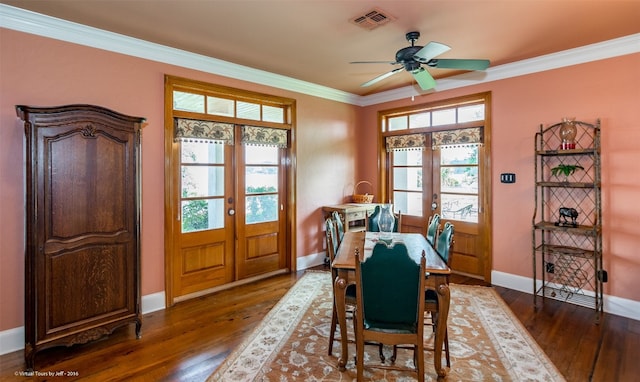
357,242,423,332
435,221,454,264
331,211,345,244
325,218,339,262
426,213,441,246
366,206,400,233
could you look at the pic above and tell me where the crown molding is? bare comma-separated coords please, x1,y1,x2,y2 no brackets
1,5,638,107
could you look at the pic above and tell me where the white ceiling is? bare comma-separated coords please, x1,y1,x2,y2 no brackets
2,1,639,97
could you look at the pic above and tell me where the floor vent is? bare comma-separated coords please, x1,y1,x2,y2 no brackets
349,8,395,30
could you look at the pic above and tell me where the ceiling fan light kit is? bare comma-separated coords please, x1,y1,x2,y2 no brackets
354,31,490,91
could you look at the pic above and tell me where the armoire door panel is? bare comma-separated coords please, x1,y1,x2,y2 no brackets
45,246,131,330
46,133,131,238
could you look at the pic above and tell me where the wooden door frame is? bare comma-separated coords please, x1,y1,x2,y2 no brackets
163,75,297,307
377,92,492,282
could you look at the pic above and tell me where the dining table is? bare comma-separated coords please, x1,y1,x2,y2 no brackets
331,230,451,378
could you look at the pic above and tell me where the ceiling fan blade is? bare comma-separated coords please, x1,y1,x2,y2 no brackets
413,41,451,63
412,68,436,90
361,67,404,87
431,58,490,70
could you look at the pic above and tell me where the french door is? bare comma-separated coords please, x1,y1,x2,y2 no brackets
382,93,491,281
236,143,287,279
164,75,294,305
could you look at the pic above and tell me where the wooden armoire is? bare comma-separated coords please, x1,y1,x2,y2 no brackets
16,105,145,369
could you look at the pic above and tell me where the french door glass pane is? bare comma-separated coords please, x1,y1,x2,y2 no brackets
182,198,224,232
245,145,279,224
441,166,478,194
441,194,477,222
246,195,278,224
245,145,278,164
393,167,422,191
393,191,422,216
182,166,224,197
181,141,224,164
392,150,422,216
393,150,422,166
440,146,478,165
440,145,478,222
246,166,278,193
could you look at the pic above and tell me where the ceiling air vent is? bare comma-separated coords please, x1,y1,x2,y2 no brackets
350,8,395,30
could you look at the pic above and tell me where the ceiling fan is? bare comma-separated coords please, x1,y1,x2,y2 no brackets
352,31,490,90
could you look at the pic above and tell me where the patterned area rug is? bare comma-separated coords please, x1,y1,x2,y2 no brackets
208,271,565,381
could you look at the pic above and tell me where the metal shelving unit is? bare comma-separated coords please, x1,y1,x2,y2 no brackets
532,119,604,323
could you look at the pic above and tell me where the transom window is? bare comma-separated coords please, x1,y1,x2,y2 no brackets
384,102,484,132
173,91,286,124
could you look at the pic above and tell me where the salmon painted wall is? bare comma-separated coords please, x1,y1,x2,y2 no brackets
356,53,640,303
0,28,357,331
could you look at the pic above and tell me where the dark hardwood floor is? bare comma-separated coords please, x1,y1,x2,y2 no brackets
0,267,637,381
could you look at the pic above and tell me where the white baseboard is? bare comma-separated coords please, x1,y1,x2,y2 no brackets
0,326,24,357
296,251,327,271
492,270,640,322
142,291,166,314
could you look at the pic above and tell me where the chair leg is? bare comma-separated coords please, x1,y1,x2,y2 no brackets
416,344,425,382
355,315,365,381
328,305,337,356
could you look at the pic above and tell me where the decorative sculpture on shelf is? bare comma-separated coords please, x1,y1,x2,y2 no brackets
556,207,579,228
559,117,577,149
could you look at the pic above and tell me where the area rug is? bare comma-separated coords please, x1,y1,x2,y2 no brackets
208,271,565,381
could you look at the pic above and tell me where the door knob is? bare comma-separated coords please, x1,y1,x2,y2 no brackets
228,208,235,216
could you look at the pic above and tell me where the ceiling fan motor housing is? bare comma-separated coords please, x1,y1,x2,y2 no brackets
396,46,423,71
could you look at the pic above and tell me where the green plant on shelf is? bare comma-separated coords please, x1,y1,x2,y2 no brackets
550,164,584,178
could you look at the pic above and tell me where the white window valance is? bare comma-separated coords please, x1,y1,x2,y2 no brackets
241,125,288,148
174,118,234,145
432,127,483,149
385,133,426,152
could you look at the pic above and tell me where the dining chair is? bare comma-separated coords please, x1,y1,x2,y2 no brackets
325,218,357,356
354,242,426,382
331,210,345,246
425,213,441,246
365,205,402,232
424,221,454,368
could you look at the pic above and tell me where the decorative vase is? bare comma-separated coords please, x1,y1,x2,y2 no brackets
377,203,396,235
559,117,577,149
